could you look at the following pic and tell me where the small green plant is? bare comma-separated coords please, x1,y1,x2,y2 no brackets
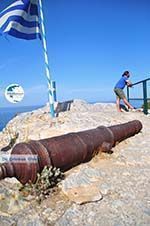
142,101,150,109
1,132,19,152
19,166,64,203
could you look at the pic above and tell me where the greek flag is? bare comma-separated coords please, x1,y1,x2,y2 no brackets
0,0,41,40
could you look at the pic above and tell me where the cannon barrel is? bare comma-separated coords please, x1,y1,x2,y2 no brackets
0,120,142,184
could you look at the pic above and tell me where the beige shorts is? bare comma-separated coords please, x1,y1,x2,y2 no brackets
114,88,126,99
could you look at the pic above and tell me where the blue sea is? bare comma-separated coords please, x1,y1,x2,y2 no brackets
0,105,43,131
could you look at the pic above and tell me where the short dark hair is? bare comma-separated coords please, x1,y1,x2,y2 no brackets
122,71,130,77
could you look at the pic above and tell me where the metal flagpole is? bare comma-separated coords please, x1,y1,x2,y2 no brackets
38,0,55,117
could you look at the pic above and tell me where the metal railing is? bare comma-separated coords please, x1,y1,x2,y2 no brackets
127,78,150,114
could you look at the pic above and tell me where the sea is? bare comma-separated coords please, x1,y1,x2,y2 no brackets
0,105,43,131
0,100,144,132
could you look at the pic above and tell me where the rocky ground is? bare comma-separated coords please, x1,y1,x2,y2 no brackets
0,100,150,226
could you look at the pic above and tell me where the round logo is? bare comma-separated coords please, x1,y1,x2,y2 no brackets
5,84,24,103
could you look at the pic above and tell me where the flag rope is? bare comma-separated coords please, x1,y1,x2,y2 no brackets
38,0,55,117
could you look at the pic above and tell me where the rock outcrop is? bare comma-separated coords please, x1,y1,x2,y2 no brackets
0,100,149,226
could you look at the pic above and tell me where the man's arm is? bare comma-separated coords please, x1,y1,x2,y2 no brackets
126,80,132,87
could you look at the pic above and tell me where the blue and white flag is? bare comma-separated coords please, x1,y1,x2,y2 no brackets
0,0,41,40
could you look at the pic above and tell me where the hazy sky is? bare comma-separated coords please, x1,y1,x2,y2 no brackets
0,0,150,107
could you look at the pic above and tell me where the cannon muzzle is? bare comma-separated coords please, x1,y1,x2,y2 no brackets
0,120,142,184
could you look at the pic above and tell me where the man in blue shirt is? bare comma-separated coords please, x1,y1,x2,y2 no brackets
114,71,134,112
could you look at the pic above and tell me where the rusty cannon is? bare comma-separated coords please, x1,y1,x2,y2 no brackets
0,120,142,184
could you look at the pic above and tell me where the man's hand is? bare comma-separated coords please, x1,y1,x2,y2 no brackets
126,80,133,87
127,83,133,87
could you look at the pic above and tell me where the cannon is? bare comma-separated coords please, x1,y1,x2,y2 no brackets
0,120,142,184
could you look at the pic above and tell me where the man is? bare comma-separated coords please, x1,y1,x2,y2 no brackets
114,71,134,112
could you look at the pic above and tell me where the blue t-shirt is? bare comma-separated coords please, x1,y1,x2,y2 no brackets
114,76,129,89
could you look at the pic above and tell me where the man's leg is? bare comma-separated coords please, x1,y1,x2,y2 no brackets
123,98,134,109
116,97,122,112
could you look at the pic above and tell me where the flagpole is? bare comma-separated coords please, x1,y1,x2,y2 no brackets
38,0,55,117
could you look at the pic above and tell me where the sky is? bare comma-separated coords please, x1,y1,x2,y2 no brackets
0,0,150,107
